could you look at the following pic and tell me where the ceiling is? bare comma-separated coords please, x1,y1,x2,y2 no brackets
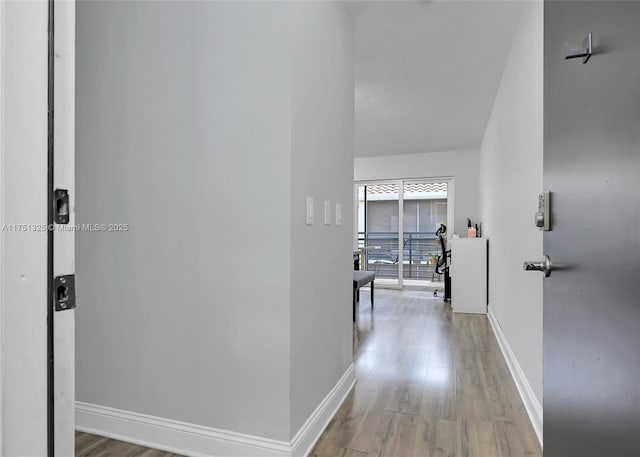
354,1,524,157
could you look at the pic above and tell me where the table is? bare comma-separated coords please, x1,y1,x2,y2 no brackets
353,246,380,271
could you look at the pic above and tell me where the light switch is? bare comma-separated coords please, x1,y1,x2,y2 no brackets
324,201,331,225
306,197,314,225
335,203,342,226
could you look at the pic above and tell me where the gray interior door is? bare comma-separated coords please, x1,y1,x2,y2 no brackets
544,2,640,455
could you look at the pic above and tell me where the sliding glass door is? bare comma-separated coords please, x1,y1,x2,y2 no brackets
356,179,450,288
402,181,448,286
357,183,401,286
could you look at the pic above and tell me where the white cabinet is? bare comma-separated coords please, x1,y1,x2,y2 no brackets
450,238,487,314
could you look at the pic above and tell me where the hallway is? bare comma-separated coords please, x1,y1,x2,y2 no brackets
310,289,541,457
74,288,541,457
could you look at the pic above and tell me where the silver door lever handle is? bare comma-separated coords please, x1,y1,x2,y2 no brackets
523,255,553,277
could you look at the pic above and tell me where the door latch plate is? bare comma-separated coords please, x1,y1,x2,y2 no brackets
54,274,76,311
54,189,70,224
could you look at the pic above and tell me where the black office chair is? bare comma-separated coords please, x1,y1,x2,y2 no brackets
434,224,451,301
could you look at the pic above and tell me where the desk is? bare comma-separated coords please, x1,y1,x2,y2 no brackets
353,246,380,271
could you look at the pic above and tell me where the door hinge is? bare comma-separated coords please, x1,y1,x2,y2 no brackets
54,274,76,311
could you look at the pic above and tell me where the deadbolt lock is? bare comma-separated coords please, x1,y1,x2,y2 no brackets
535,191,551,231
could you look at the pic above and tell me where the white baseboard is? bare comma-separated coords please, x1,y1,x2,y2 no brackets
487,307,543,447
75,403,291,457
290,363,356,457
76,363,356,457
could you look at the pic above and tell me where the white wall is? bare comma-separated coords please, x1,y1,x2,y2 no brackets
354,149,480,236
76,1,293,440
479,1,543,406
289,2,354,436
76,0,354,447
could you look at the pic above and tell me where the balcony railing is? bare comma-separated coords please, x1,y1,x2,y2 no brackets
357,231,443,281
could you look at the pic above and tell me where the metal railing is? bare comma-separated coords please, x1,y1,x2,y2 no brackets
357,232,443,281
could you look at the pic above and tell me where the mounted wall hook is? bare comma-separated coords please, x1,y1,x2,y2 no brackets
565,32,592,64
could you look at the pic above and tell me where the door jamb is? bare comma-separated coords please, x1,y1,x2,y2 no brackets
47,1,55,454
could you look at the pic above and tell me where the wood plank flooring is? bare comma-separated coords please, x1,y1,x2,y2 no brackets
75,432,180,457
310,289,541,457
76,289,541,457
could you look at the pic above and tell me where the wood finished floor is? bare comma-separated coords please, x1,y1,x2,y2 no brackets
76,289,541,457
310,289,541,457
75,431,180,457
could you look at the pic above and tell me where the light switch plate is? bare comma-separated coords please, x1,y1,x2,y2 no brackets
306,197,314,225
335,203,342,226
324,201,331,225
